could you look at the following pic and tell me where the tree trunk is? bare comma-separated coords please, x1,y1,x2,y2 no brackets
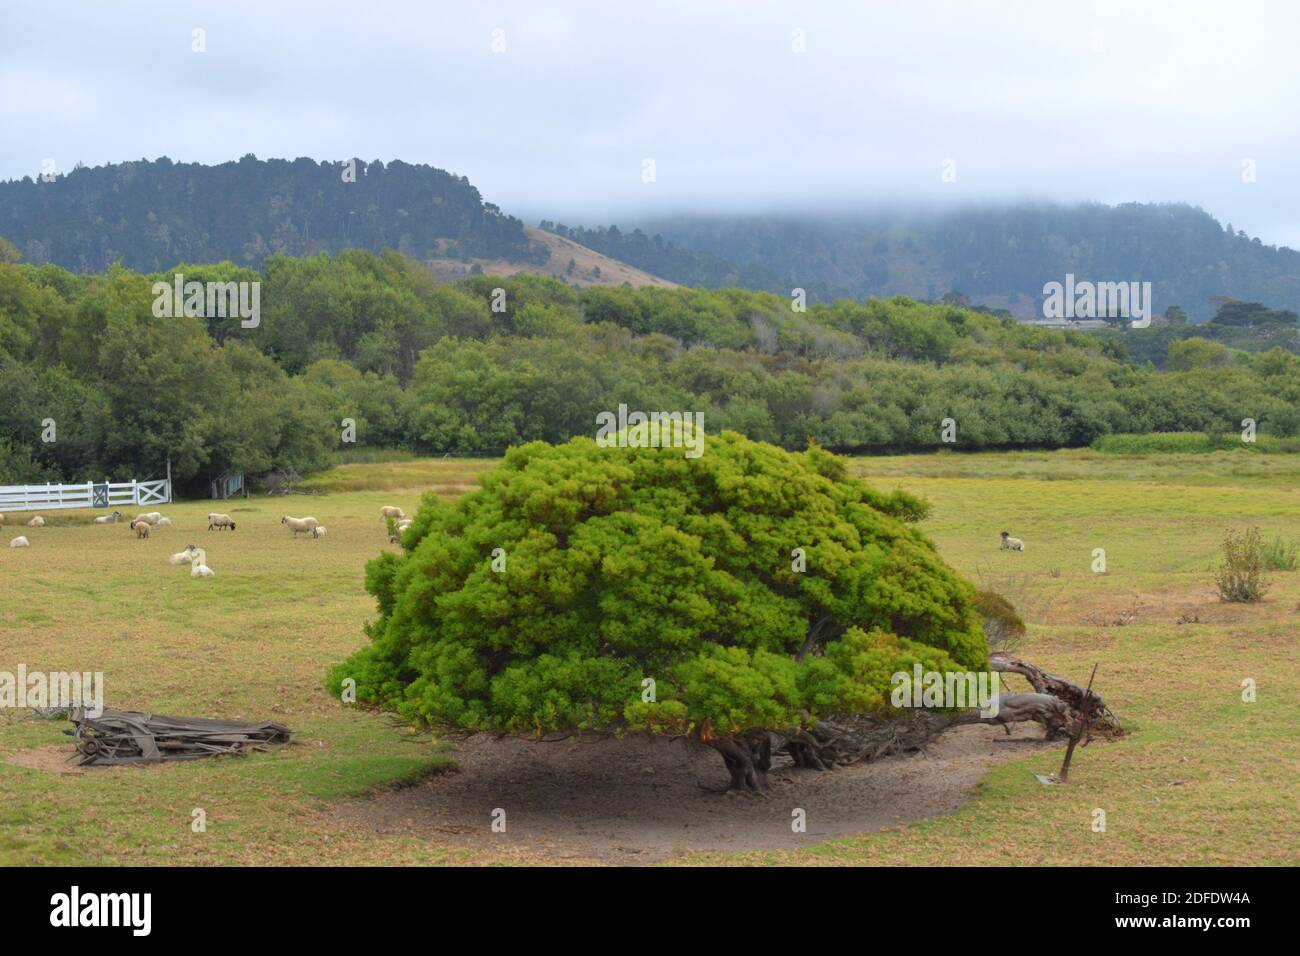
701,655,1119,790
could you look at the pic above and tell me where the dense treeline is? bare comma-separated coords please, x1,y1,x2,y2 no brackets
0,156,542,273
586,203,1300,321
2,249,1298,488
1097,297,1300,368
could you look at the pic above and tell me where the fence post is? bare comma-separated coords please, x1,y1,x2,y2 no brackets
132,479,138,505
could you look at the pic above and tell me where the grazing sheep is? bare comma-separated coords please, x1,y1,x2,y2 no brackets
311,526,327,539
169,545,198,565
380,506,405,520
27,515,45,528
156,516,172,527
281,516,319,536
93,511,124,524
132,512,162,526
207,513,236,531
9,535,29,548
190,548,214,578
132,520,151,539
1000,531,1025,552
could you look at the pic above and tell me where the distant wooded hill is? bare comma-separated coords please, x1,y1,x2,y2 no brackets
0,156,544,273
5,158,1299,324
553,204,1300,322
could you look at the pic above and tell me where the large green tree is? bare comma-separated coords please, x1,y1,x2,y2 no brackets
328,431,986,788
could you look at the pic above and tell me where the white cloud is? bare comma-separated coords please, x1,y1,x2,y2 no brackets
1,0,1298,246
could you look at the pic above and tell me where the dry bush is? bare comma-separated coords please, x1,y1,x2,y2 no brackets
1214,527,1269,603
972,589,1027,653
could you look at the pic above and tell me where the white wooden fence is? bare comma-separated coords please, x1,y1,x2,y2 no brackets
0,479,171,513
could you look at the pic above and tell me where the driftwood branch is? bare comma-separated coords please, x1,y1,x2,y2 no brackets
989,651,1121,734
67,708,291,764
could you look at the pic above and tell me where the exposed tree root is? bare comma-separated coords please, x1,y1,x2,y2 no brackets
701,654,1119,790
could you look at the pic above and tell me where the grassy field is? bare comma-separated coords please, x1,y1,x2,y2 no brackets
1,449,1297,866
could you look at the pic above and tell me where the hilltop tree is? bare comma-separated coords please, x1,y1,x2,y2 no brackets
328,431,987,789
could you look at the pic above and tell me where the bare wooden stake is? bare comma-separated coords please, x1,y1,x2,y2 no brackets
1055,662,1098,783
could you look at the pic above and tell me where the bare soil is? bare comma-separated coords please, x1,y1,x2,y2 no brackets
5,743,88,775
328,723,1058,864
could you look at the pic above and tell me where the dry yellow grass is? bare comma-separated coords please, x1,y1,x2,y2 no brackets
425,226,676,289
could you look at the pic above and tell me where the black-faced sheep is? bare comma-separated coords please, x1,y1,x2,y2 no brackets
1000,531,1025,552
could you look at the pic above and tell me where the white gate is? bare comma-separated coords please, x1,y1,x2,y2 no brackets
0,479,171,513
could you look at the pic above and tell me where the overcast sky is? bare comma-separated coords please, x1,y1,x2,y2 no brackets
4,0,1299,246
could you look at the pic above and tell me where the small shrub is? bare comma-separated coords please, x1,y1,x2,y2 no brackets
1214,527,1270,603
973,589,1026,652
1261,535,1298,572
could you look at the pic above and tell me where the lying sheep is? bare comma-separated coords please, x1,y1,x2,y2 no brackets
208,513,236,531
1000,531,1025,552
190,547,214,578
131,520,151,539
311,526,327,539
93,511,124,524
281,515,319,536
9,535,29,548
380,505,405,520
27,515,45,528
156,516,172,527
169,545,198,565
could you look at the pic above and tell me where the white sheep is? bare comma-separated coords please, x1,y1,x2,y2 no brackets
207,513,236,531
27,515,45,528
156,516,172,527
9,535,29,548
281,516,319,536
380,506,405,520
1000,531,1025,552
311,526,327,539
132,512,162,526
169,545,198,565
190,547,215,578
93,511,124,524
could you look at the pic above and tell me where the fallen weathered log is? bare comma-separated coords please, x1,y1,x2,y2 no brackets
67,707,291,765
989,652,1121,735
953,692,1070,736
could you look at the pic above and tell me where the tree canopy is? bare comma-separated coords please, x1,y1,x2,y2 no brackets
3,246,1300,488
327,432,986,746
